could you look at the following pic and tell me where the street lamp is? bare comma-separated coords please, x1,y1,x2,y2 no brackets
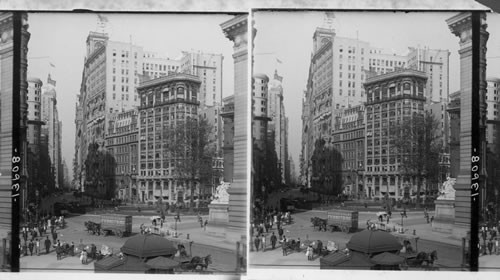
400,211,405,233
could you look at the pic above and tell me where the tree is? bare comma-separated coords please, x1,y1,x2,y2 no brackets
310,139,344,196
390,111,441,207
164,117,214,212
84,142,116,200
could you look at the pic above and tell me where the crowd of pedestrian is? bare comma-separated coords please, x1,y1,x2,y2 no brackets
479,223,500,256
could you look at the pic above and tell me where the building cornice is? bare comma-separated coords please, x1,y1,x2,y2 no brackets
364,69,428,86
137,73,201,90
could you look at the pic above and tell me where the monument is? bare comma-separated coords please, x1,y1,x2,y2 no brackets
206,182,230,237
432,177,457,234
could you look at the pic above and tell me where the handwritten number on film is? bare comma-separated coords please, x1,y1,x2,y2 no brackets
471,155,480,197
12,155,21,198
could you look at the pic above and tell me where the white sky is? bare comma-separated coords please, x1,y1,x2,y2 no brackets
27,12,237,180
254,11,500,177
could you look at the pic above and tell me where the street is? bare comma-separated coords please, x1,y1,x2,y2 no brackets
20,212,239,273
250,195,466,270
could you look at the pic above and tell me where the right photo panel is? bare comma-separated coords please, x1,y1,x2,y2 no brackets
250,10,489,271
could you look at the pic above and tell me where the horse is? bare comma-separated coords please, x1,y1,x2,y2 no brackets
310,217,327,232
415,250,438,267
184,254,212,271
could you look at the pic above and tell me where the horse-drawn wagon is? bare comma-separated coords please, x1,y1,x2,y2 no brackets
100,214,132,237
327,210,358,233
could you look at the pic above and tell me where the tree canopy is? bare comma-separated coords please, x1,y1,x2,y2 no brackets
390,111,442,206
310,138,344,196
163,116,215,211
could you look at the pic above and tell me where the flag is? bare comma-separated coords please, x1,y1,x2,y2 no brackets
274,70,283,83
97,14,109,23
47,74,56,87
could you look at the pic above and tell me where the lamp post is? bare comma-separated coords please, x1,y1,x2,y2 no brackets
400,212,405,233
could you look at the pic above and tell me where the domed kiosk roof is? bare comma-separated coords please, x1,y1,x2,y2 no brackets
346,230,402,254
121,234,177,258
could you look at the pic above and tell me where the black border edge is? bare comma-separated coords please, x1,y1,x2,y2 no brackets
470,11,480,271
11,11,22,272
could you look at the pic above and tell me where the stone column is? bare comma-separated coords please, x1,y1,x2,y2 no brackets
446,12,488,239
0,12,14,241
221,15,248,241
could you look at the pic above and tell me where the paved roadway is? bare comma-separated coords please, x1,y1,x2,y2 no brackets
251,188,466,270
20,212,239,273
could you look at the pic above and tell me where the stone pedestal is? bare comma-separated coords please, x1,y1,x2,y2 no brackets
207,203,229,238
432,199,455,234
208,203,229,225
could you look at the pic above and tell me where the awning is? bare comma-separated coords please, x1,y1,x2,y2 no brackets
346,230,402,254
121,234,177,258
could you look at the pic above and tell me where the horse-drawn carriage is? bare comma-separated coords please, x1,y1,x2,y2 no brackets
281,239,302,255
176,255,212,272
55,242,74,259
84,214,132,238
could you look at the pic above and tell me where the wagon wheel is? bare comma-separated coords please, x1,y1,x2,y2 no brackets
116,229,123,238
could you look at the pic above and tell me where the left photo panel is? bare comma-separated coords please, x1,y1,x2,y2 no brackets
11,11,249,274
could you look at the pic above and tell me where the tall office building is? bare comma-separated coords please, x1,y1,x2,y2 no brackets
136,73,203,205
407,47,451,149
105,108,139,201
252,74,270,151
76,31,187,192
267,70,288,184
302,24,407,189
180,51,223,109
363,69,427,199
41,76,61,190
486,77,500,155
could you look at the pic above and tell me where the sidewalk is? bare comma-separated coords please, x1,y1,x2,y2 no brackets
479,254,500,271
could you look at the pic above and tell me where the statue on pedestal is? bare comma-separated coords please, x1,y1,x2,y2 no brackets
211,181,230,204
437,177,456,200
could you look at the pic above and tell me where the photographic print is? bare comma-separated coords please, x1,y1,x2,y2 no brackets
19,12,248,274
250,10,481,271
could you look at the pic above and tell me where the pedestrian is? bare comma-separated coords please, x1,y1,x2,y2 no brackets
44,236,51,255
22,227,28,243
403,207,407,218
317,240,323,256
430,216,434,225
80,249,88,264
55,242,61,260
306,245,313,261
278,227,284,240
254,235,260,252
270,232,277,249
35,238,40,256
426,215,430,224
204,220,208,231
386,215,390,224
22,242,28,257
261,234,266,252
70,242,75,257
496,238,499,255
28,239,34,256
488,239,493,255
52,231,57,243
264,222,269,233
